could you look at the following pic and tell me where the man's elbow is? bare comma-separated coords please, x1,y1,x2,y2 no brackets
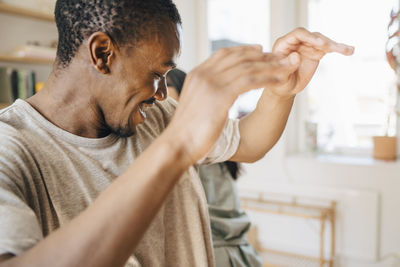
230,149,270,163
244,152,268,163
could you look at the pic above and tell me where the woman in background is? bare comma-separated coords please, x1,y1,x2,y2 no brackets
167,68,262,267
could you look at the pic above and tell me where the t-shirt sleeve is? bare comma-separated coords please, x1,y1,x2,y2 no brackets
159,97,178,125
198,118,240,164
0,132,42,255
152,99,240,164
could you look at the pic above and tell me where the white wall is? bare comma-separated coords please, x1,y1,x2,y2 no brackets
239,154,400,266
173,0,209,72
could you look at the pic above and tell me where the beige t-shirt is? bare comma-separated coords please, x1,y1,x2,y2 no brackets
0,98,240,267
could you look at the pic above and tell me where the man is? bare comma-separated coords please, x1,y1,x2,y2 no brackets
0,0,353,266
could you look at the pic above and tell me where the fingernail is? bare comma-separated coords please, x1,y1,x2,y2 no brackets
340,43,355,52
344,45,355,54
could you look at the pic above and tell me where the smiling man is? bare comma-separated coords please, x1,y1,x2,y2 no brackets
0,1,354,267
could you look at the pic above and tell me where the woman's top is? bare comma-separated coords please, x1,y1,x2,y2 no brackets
199,163,262,267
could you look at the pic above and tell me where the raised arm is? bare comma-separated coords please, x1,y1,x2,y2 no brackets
1,132,191,267
230,28,355,162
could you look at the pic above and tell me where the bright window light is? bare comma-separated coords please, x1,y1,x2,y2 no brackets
306,0,398,153
207,0,270,118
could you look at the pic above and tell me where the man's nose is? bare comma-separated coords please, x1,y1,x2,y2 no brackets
154,78,168,101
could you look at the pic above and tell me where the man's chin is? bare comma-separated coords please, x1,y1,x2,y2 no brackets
111,126,136,138
110,109,146,137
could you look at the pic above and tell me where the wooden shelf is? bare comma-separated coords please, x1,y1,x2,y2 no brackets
0,54,54,65
0,3,54,22
0,103,10,109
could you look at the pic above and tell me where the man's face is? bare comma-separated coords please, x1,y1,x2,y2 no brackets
99,23,180,137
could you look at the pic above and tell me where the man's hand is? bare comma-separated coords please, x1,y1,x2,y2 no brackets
167,45,300,164
231,28,354,163
269,27,354,97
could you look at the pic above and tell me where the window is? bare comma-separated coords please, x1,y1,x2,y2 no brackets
207,0,270,118
305,0,398,154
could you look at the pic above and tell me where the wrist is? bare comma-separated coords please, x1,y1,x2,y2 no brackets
264,88,296,102
158,126,195,170
258,89,295,111
253,88,295,118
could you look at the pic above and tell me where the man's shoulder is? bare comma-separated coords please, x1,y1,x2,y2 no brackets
0,122,33,186
0,103,34,152
0,122,28,155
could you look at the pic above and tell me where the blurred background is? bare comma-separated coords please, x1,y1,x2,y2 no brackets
0,0,399,266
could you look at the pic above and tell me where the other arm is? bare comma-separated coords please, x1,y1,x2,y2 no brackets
0,132,190,267
231,28,354,162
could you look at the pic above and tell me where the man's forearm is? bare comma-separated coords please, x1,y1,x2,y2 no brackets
231,89,294,163
2,130,190,267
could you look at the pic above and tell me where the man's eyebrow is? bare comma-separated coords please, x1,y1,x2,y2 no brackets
164,60,177,68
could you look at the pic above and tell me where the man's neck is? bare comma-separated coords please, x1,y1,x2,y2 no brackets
27,67,110,139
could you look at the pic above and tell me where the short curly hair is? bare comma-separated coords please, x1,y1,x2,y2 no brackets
54,0,181,67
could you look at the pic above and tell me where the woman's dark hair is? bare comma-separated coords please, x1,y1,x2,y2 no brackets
167,68,242,180
166,68,186,95
224,161,241,180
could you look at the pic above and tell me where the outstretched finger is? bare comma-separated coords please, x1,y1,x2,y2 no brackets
297,45,326,61
312,32,354,56
273,27,354,56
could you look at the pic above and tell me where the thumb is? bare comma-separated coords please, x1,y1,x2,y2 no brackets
279,52,300,73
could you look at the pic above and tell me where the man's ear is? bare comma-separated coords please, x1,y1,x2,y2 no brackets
88,32,115,74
